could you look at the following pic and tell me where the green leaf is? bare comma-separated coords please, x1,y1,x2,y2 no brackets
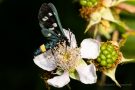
121,36,135,58
122,17,135,29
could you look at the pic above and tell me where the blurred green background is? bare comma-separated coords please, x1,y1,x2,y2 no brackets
0,0,135,90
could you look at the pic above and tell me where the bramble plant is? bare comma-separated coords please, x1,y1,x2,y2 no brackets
33,0,135,89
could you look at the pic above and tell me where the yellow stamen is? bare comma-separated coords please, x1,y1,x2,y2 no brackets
54,42,81,71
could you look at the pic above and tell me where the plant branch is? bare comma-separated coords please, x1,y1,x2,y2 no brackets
98,73,106,87
117,3,135,13
112,31,119,42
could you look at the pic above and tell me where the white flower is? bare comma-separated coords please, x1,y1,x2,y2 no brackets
33,30,97,88
80,38,100,59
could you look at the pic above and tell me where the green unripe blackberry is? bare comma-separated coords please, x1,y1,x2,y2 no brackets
80,0,87,6
86,1,92,7
96,42,120,69
107,48,113,52
106,64,112,68
106,59,113,64
112,51,117,56
79,0,99,7
106,54,111,59
97,57,101,62
100,54,106,60
101,44,106,51
112,55,118,62
102,50,109,55
100,60,107,66
107,45,114,50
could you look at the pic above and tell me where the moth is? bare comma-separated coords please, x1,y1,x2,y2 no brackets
34,3,69,55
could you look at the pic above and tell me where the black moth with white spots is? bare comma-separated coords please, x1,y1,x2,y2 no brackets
34,3,69,55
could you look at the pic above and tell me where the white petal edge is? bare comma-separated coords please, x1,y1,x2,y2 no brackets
47,71,70,88
33,50,56,71
80,38,100,59
63,29,77,48
76,63,97,84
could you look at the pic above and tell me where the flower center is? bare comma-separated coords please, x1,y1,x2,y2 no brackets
63,52,71,61
53,42,81,72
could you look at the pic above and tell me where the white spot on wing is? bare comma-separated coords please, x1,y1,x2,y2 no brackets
52,23,57,27
48,33,52,37
48,13,53,16
58,33,61,36
49,27,55,30
42,16,48,21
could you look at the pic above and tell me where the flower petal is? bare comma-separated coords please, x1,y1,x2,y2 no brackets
80,38,100,59
63,29,77,48
69,59,87,80
33,50,56,71
76,64,97,84
47,71,70,88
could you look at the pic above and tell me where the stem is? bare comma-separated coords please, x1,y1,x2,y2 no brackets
117,3,135,13
41,72,51,90
94,25,98,39
44,80,51,90
67,84,71,90
112,31,119,42
99,73,106,86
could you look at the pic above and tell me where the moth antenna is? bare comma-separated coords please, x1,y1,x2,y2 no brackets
68,28,72,47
